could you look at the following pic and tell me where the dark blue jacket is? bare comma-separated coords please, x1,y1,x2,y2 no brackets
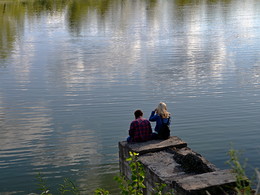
149,111,171,133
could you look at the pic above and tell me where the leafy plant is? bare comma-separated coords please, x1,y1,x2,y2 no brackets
36,173,80,195
58,178,80,195
94,188,110,195
114,151,146,195
255,169,260,195
36,173,52,195
226,148,252,195
152,183,174,195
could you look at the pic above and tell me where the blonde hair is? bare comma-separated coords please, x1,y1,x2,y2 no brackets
156,102,170,118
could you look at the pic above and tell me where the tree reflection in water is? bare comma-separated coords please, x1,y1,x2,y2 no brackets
0,0,237,60
0,0,118,59
0,0,235,59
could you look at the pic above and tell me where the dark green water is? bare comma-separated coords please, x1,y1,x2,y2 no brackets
0,0,259,194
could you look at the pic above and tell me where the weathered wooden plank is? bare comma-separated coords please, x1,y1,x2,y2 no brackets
118,136,243,195
174,169,237,194
119,136,187,155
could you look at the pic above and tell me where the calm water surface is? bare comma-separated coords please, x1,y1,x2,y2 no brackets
0,0,260,194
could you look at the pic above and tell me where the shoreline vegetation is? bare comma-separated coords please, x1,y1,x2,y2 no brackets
35,148,259,195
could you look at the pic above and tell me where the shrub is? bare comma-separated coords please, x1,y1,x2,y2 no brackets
226,148,252,195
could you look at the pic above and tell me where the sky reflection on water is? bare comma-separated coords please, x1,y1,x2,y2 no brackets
0,0,260,194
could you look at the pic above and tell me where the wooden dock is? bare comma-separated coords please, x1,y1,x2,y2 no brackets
119,136,239,195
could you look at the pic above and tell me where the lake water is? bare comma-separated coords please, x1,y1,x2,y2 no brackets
0,0,260,194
